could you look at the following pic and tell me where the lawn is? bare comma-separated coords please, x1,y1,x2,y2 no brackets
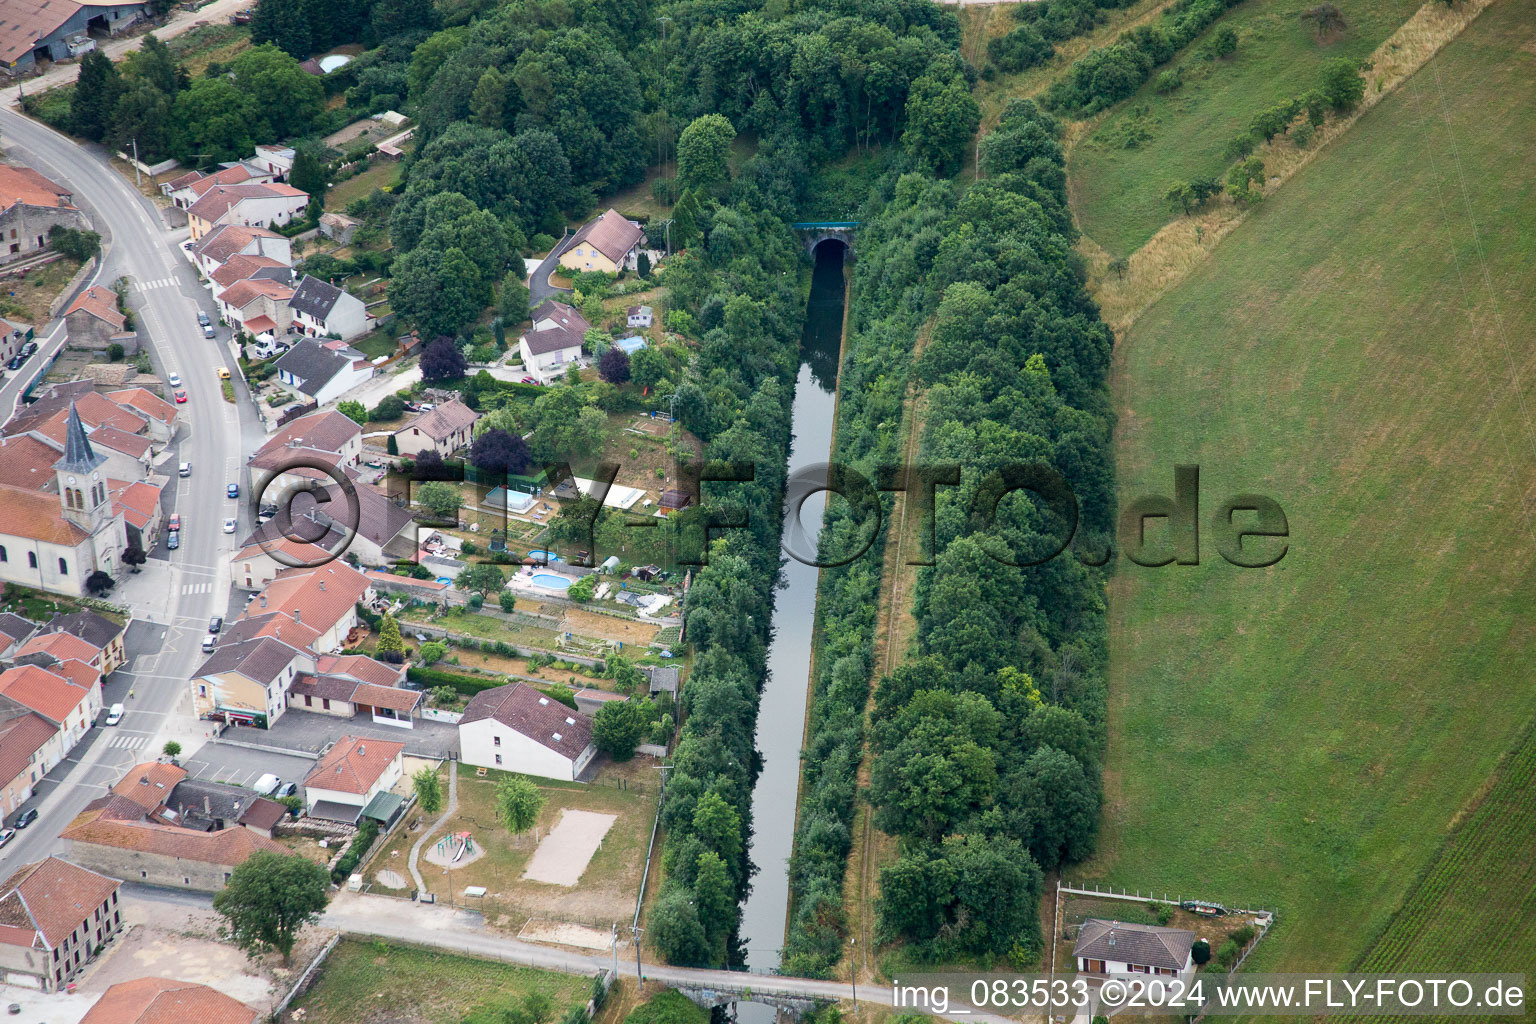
0,257,81,326
1067,0,1428,256
164,22,251,77
283,938,593,1024
1092,0,1536,975
368,760,659,931
328,160,403,213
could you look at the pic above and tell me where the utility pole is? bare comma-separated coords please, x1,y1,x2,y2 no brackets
131,137,142,188
849,938,857,1008
632,924,645,993
655,16,673,173
612,924,619,978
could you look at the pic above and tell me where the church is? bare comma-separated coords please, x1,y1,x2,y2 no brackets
0,403,127,596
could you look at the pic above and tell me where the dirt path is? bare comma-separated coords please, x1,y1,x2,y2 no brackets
409,763,457,891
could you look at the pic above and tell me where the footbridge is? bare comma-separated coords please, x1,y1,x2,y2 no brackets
791,221,858,257
673,979,823,1019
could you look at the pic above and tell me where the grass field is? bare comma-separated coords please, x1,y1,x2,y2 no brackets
283,939,591,1024
1089,0,1536,974
327,160,402,212
1068,0,1428,256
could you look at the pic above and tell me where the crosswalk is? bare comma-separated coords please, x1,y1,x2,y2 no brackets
182,581,215,595
138,277,179,292
105,733,151,750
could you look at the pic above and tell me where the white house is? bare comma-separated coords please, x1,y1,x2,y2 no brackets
390,399,477,458
626,305,653,329
217,277,294,339
290,275,370,341
191,225,292,280
302,736,405,823
187,183,309,241
251,145,296,180
517,300,589,383
272,338,375,405
1074,920,1197,978
458,682,597,782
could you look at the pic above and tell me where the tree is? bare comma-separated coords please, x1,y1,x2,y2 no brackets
395,245,484,345
498,591,517,613
109,81,174,163
70,51,121,142
471,67,509,129
376,615,406,660
415,480,463,520
419,334,470,380
1210,24,1238,57
1165,181,1196,215
494,776,544,837
629,345,670,390
163,740,182,758
85,571,114,596
251,0,313,58
1108,257,1129,281
904,61,981,177
212,851,329,964
637,252,651,279
412,450,447,479
386,434,399,456
676,114,735,198
289,145,328,204
337,400,367,425
1191,938,1212,965
1226,156,1265,203
1320,58,1365,111
455,563,506,596
171,77,257,164
567,574,597,603
417,640,447,664
122,544,146,572
650,884,709,965
413,766,443,815
497,272,530,326
373,394,407,421
593,698,650,760
470,428,532,477
690,790,742,863
598,347,631,384
229,45,324,141
692,851,735,955
1300,2,1346,40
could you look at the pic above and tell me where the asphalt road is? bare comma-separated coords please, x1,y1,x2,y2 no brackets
0,108,263,866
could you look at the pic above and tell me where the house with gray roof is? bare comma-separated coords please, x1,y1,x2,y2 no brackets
1074,919,1197,978
459,682,596,781
290,275,370,341
273,338,375,406
190,636,314,729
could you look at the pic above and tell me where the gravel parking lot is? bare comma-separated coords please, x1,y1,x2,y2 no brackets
181,740,317,796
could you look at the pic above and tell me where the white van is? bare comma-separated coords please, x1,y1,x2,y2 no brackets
105,703,125,726
253,773,282,796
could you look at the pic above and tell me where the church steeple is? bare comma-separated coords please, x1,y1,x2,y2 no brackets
54,402,110,531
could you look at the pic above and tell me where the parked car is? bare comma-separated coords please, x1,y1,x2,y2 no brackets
227,483,239,498
253,774,281,796
179,461,192,477
0,827,14,848
208,615,223,633
174,389,188,404
13,808,37,829
20,342,36,357
216,366,230,379
274,781,298,798
201,635,217,652
168,512,180,531
222,517,236,533
105,703,125,726
168,371,182,386
203,325,216,339
196,311,211,327
166,530,179,549
6,356,21,371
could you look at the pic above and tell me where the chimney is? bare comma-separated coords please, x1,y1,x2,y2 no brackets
204,795,211,815
293,609,302,624
358,743,366,756
319,581,326,592
259,594,267,608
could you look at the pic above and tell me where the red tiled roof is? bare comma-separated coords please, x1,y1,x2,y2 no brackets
111,763,189,813
305,735,404,794
113,480,163,531
315,654,403,687
0,484,88,545
254,409,360,459
62,803,286,866
50,659,102,693
106,389,177,426
0,164,75,213
83,425,152,460
188,182,307,224
16,630,97,664
0,712,53,788
210,254,289,291
80,977,259,1024
244,315,278,334
0,857,119,949
244,562,370,637
64,286,126,331
569,209,644,265
220,278,294,310
182,165,259,197
0,433,61,491
350,683,420,713
0,663,92,723
193,224,285,266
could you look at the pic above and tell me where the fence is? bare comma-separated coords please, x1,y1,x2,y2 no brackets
421,707,463,724
48,256,96,317
270,929,342,1019
1059,881,1277,919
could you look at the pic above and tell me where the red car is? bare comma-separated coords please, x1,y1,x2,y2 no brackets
168,513,181,531
174,389,188,403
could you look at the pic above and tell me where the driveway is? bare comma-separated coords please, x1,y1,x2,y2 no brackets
181,741,317,793
529,231,575,308
227,711,460,759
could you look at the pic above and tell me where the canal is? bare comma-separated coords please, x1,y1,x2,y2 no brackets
736,238,847,1012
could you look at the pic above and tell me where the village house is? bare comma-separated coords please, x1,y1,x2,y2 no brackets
459,682,597,781
106,388,178,445
162,164,275,211
302,736,406,825
247,408,364,497
0,858,121,992
0,709,54,824
230,481,413,585
190,224,292,280
290,275,370,340
0,2,148,70
80,978,261,1024
190,636,312,729
558,208,645,274
627,304,653,329
30,608,127,675
289,653,418,728
0,318,30,366
518,299,589,383
209,254,292,304
0,164,90,262
217,277,295,339
242,561,373,653
251,144,295,180
272,337,375,404
1074,919,1198,978
187,182,309,241
390,398,477,458
62,285,130,351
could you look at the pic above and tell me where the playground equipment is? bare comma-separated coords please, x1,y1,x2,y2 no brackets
434,832,477,863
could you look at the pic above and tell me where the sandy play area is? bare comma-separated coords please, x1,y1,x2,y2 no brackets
424,831,488,869
517,919,617,950
522,809,617,886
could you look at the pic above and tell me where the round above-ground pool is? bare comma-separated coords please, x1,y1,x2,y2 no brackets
527,549,562,562
437,577,453,585
530,573,573,590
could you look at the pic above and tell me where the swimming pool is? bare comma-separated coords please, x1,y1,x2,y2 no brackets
530,574,573,590
527,549,563,562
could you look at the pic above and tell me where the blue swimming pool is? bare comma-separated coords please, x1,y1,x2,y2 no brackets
531,574,573,590
527,549,562,562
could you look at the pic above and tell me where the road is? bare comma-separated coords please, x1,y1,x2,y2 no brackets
0,108,261,867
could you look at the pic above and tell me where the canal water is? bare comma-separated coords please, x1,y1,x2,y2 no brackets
735,239,847,1014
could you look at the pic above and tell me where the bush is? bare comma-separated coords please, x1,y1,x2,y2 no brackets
49,225,101,261
1153,68,1182,93
988,25,1053,74
418,640,447,664
1215,938,1240,969
467,592,483,610
498,591,516,613
330,820,380,883
1230,924,1256,946
567,575,597,603
1209,24,1237,57
1148,901,1174,926
1192,938,1211,964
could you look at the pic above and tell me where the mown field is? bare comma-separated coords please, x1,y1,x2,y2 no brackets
1068,0,1427,256
1089,0,1536,973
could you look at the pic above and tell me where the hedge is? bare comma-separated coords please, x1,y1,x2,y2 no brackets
405,665,578,708
330,819,379,883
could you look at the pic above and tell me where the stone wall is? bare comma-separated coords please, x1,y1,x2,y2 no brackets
58,838,235,891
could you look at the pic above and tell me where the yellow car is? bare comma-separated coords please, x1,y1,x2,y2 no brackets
216,367,231,380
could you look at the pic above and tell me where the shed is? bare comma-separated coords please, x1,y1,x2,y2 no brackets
600,555,621,573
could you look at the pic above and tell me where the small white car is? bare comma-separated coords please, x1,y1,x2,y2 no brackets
168,372,181,387
222,517,237,533
105,703,125,726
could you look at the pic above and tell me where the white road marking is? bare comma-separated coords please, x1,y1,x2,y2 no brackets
106,734,150,749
